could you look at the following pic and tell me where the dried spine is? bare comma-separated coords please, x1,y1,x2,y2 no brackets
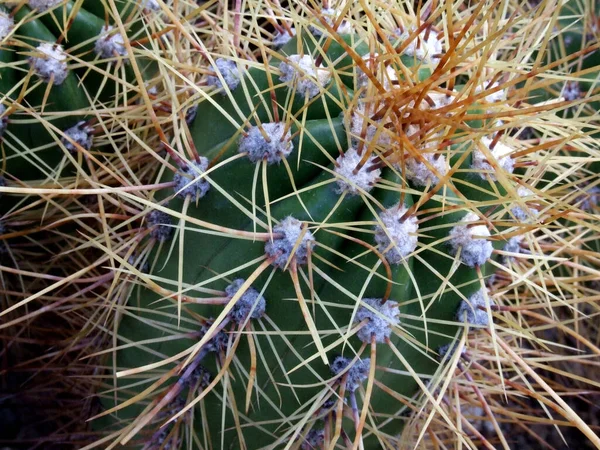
279,54,332,99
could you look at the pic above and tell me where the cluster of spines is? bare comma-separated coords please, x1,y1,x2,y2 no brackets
103,3,595,448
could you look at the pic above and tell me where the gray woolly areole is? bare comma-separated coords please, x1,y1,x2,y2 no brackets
0,104,7,137
189,365,212,390
334,147,381,195
61,121,94,154
374,203,418,264
563,81,581,102
238,122,293,164
272,28,296,48
146,209,173,242
403,153,448,187
577,185,600,211
29,0,61,11
448,212,493,267
207,58,241,94
356,298,399,343
0,10,13,40
95,25,127,59
503,235,524,255
30,43,69,85
225,278,266,323
185,105,198,125
438,341,466,359
200,320,229,353
279,54,332,99
511,186,539,221
456,288,493,327
265,217,315,269
142,0,160,11
472,137,514,181
300,429,325,450
310,8,353,36
173,157,210,201
330,356,371,392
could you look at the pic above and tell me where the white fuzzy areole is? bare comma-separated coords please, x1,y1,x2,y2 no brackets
238,122,293,164
356,298,400,343
374,203,418,264
449,212,493,267
503,235,524,255
403,153,448,187
95,25,127,59
61,121,94,153
334,147,381,195
0,10,14,40
456,288,493,327
279,54,331,99
563,81,580,102
472,137,514,180
29,0,62,11
310,8,353,36
0,104,8,137
511,186,539,221
272,28,296,48
142,0,160,11
30,42,69,85
206,58,241,94
396,27,442,64
347,102,392,147
146,209,173,242
265,216,315,269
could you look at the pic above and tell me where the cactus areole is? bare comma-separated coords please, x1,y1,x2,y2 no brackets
108,14,523,450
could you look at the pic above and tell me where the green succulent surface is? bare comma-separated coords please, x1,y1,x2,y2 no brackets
99,16,525,448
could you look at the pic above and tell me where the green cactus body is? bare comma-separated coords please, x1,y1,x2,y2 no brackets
97,14,518,445
0,1,156,183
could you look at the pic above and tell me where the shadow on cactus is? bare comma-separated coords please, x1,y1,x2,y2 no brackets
91,1,600,449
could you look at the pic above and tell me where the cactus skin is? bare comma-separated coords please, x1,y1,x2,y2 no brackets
0,2,154,183
100,5,557,450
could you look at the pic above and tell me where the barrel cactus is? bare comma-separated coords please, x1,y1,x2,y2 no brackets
90,1,600,449
0,0,161,184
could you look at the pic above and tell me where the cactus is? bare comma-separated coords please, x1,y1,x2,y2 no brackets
58,0,600,449
0,1,161,184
